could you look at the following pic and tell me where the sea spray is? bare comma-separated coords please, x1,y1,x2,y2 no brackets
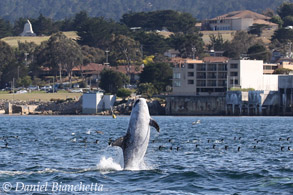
96,156,123,172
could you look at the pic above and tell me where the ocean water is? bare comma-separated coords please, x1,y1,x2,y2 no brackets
0,116,292,195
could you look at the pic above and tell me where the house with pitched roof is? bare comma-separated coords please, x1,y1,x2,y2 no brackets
203,10,278,31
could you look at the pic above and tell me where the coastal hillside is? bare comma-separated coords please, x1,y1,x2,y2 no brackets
0,0,292,21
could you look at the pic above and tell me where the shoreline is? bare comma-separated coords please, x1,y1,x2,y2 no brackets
0,113,292,118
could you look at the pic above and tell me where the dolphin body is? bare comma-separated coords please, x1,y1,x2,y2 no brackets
111,98,160,170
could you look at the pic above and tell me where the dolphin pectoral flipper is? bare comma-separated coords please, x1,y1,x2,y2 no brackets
111,136,124,148
150,118,160,132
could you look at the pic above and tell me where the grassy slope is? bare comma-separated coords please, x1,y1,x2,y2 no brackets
1,31,79,47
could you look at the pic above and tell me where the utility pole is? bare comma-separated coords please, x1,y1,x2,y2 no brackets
192,46,196,60
141,44,143,57
17,66,20,80
12,78,15,101
24,52,29,67
53,77,55,93
288,41,292,58
105,50,109,65
226,75,229,92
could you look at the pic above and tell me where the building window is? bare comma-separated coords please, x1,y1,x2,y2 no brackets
173,73,181,79
230,79,238,85
230,63,238,69
218,72,227,79
197,64,206,71
197,80,206,87
207,72,217,79
174,80,181,87
218,80,226,86
197,72,206,79
187,72,194,77
207,80,217,86
188,64,194,69
207,64,217,71
188,80,194,84
218,64,227,71
230,72,238,76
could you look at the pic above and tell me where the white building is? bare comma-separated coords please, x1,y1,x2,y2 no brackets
82,92,116,114
172,57,278,96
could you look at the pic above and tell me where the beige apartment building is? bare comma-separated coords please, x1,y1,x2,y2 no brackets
172,57,278,96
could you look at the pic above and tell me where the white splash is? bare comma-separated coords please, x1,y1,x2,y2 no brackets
96,156,123,172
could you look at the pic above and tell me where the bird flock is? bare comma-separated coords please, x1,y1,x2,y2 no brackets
155,135,292,153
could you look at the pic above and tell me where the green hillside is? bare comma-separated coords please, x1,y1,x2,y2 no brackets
0,0,292,22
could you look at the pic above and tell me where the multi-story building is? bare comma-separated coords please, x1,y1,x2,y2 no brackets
172,57,278,96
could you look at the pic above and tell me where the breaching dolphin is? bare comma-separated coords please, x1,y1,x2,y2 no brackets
111,98,160,170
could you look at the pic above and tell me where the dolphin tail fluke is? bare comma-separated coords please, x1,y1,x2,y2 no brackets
150,118,160,132
111,136,124,148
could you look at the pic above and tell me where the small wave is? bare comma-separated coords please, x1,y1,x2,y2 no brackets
0,168,63,176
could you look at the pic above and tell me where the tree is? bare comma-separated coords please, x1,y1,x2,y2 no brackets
16,41,37,66
0,40,16,87
31,14,58,35
208,34,228,51
248,24,269,37
72,11,89,31
223,31,259,59
33,32,82,83
133,31,170,56
270,15,284,28
99,69,129,94
283,15,293,27
110,34,142,66
277,2,293,19
273,68,292,74
271,28,293,43
121,10,197,33
262,8,274,17
247,44,271,62
137,83,157,98
0,18,12,38
139,62,172,93
16,76,32,87
168,33,204,58
81,45,105,65
117,88,132,99
77,17,129,49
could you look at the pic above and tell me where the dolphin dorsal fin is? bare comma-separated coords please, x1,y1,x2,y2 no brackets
111,136,124,148
150,118,160,132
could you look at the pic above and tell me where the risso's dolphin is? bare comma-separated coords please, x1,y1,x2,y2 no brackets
111,98,160,170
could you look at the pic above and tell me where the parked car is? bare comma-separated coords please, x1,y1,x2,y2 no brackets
41,86,52,91
69,89,83,93
27,85,39,90
16,90,28,94
73,83,80,88
46,88,58,93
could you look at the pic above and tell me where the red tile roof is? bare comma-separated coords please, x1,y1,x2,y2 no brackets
72,63,109,72
72,63,143,74
211,10,270,20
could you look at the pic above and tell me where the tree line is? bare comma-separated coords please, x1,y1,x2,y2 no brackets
0,0,290,22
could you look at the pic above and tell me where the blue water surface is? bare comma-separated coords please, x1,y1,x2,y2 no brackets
0,116,292,194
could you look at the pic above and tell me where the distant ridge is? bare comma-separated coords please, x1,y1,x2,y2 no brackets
0,0,292,21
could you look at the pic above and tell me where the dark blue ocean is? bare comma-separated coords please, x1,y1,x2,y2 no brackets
0,116,292,194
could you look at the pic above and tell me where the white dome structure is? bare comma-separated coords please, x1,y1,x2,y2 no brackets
20,20,36,36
